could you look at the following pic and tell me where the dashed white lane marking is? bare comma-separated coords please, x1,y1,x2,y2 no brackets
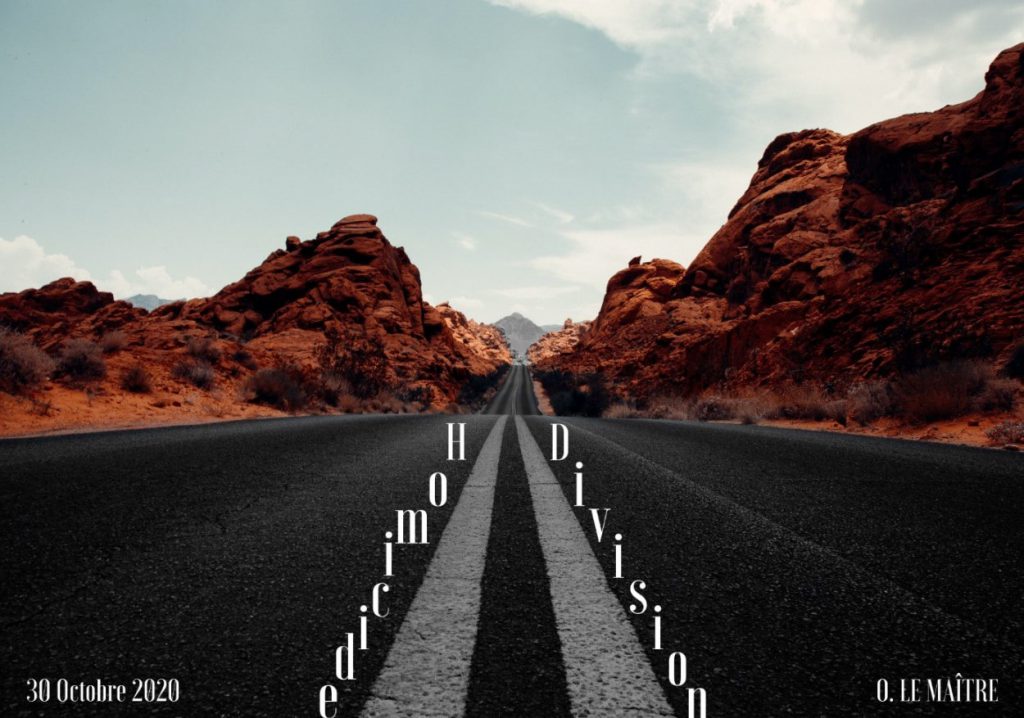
361,416,507,718
515,416,675,717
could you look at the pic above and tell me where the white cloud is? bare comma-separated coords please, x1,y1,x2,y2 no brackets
488,0,1024,132
452,232,478,251
477,210,534,228
0,235,92,293
0,235,211,299
532,202,575,225
448,295,485,310
492,285,581,300
530,222,697,290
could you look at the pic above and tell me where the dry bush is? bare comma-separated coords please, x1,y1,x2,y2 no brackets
847,381,894,425
895,361,992,423
976,378,1017,413
769,385,845,423
172,360,215,390
987,421,1024,445
1004,341,1024,380
231,348,257,370
603,402,642,419
246,367,307,412
56,338,106,381
186,334,222,364
0,327,54,394
99,330,128,354
120,364,152,393
691,395,736,421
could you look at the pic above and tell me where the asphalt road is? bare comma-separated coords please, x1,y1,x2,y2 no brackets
2,365,1022,716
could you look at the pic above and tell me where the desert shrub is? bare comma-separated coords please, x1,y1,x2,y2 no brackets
186,334,222,364
246,367,308,411
1004,342,1024,380
691,395,736,421
770,385,845,423
847,381,894,425
538,370,610,417
986,421,1024,445
99,330,128,354
56,338,106,381
231,348,257,370
603,401,642,419
315,371,351,407
314,331,392,399
895,361,989,423
976,378,1017,412
120,364,152,393
0,327,55,394
458,365,510,409
397,384,434,407
172,360,215,389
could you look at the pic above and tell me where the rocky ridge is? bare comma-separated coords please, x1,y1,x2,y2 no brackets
533,44,1024,403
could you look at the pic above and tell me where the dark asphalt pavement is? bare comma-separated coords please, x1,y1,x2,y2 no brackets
2,364,1022,716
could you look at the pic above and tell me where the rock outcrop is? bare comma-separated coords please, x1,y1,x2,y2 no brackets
528,319,592,365
0,215,510,419
534,44,1024,401
0,279,144,350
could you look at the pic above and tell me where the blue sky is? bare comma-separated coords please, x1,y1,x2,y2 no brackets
2,0,1021,324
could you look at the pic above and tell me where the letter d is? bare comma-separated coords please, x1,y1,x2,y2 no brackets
335,633,356,680
551,423,569,461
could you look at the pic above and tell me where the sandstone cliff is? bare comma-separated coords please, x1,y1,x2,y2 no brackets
0,215,509,433
534,44,1024,403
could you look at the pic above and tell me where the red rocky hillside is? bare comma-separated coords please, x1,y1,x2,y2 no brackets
0,215,510,434
534,44,1024,403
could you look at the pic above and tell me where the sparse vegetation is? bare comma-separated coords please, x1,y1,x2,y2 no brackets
186,334,222,364
172,360,215,390
246,367,308,412
313,330,392,400
1004,341,1024,380
56,338,106,381
896,361,994,423
536,369,611,417
99,330,128,354
847,381,894,425
120,364,152,393
0,327,55,395
987,421,1024,445
600,360,1017,428
231,348,257,370
457,365,510,410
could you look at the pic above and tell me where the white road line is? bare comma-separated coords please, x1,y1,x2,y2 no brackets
515,416,675,717
361,416,507,718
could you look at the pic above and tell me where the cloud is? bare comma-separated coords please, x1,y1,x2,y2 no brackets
530,222,697,290
448,295,485,310
477,210,534,228
492,285,581,300
0,235,92,293
532,202,575,225
488,0,1024,132
0,235,211,299
452,232,477,251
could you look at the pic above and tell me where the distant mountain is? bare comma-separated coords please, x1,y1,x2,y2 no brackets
493,312,548,358
125,294,177,311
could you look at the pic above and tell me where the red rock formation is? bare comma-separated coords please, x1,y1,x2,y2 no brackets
0,279,144,350
435,302,512,370
535,44,1024,401
528,319,592,365
0,215,510,421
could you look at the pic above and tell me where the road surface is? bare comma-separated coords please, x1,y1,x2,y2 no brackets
2,362,1022,715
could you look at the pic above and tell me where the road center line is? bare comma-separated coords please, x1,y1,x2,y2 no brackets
514,416,674,717
361,416,507,718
